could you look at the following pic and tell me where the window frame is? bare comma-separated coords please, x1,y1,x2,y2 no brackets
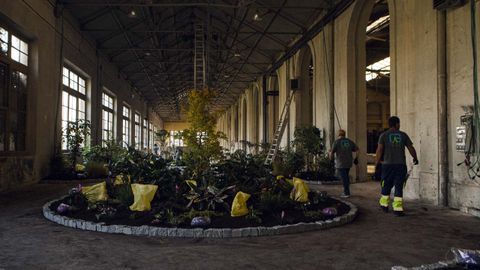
61,65,88,150
101,91,115,144
122,104,131,147
134,112,141,149
0,24,29,154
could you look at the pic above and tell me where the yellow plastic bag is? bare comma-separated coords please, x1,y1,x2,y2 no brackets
114,174,131,185
129,183,158,212
290,177,310,203
276,175,293,185
185,180,197,190
75,164,86,173
81,182,108,203
231,191,251,217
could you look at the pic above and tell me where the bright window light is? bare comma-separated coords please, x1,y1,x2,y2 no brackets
366,57,390,81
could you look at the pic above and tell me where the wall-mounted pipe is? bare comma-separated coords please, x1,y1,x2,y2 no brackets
437,10,449,207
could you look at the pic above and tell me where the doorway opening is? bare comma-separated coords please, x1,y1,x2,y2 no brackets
296,48,314,127
365,0,390,174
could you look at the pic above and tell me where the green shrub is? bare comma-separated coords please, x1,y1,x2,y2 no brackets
85,161,109,179
114,184,134,207
257,191,293,214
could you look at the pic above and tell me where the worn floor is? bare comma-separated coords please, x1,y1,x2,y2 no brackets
0,181,479,270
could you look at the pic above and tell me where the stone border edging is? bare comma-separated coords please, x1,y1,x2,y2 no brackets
42,197,358,238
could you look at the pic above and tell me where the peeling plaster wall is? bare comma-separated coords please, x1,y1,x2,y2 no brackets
390,0,442,203
446,1,480,213
0,0,163,191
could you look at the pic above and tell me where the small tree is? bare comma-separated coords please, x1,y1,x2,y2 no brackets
64,119,91,169
182,88,226,179
292,126,324,172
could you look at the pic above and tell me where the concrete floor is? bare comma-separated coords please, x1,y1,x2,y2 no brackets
0,181,479,270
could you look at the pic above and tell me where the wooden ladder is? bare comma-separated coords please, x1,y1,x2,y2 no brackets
264,90,296,165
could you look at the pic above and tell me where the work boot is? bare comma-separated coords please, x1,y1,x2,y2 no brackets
393,211,405,217
380,206,389,213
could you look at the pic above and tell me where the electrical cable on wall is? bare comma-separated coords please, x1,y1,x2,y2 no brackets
322,29,342,130
460,0,480,180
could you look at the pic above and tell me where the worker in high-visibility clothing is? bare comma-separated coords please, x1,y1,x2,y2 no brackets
375,116,418,216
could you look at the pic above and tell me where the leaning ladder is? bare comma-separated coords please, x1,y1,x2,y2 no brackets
194,22,205,90
264,90,296,165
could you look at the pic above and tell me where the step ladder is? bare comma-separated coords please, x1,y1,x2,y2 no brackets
194,22,205,90
264,90,296,165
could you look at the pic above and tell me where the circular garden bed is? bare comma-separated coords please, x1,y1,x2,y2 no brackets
43,194,357,238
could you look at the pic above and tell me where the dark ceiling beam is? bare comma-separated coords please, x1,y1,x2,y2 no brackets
266,0,354,74
79,7,111,27
62,1,241,8
83,29,301,35
218,0,287,102
215,9,288,49
256,0,307,31
97,20,145,44
108,8,166,117
100,47,283,52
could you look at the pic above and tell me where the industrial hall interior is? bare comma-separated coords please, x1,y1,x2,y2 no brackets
2,0,480,269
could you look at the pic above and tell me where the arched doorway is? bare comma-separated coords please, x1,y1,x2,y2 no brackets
252,86,259,145
296,47,314,127
365,0,390,175
267,76,279,144
241,97,247,150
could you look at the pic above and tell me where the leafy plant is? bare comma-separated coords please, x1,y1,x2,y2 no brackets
64,119,91,169
293,126,325,172
114,184,134,207
83,140,125,170
272,150,304,177
85,161,109,179
185,184,235,212
246,206,262,224
215,150,270,194
257,191,293,214
181,88,226,179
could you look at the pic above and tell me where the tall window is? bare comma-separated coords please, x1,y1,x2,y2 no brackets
101,92,114,143
149,122,153,149
122,105,131,147
169,130,184,147
142,119,148,150
0,26,29,152
134,113,141,149
61,66,87,149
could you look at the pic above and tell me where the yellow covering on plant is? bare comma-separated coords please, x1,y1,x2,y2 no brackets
114,174,131,185
231,191,251,217
290,177,310,203
75,164,86,173
129,183,158,211
185,179,197,189
81,182,108,202
276,175,293,185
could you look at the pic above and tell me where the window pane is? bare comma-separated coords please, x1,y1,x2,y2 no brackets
20,53,28,66
78,99,85,113
62,91,68,106
11,35,19,49
0,27,8,56
10,48,19,63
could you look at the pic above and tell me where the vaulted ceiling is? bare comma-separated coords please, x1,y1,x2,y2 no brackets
60,0,349,120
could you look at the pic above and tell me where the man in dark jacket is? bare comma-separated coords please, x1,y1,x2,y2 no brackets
330,129,359,198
